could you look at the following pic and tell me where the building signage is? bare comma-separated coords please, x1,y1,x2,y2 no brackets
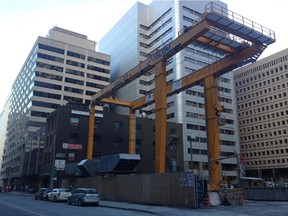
55,152,66,159
62,143,82,150
148,43,171,64
55,159,65,171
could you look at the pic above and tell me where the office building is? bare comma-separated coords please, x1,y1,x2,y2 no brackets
40,102,183,188
99,0,239,181
0,27,111,187
234,48,288,180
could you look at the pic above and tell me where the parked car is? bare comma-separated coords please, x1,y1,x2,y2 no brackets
35,188,52,200
67,188,100,206
47,188,72,202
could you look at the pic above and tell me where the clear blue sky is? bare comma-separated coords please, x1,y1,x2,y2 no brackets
0,0,286,110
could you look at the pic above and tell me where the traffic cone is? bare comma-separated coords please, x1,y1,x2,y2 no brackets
203,193,210,207
240,195,244,205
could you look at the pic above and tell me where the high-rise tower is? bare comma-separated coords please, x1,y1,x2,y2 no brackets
0,27,110,186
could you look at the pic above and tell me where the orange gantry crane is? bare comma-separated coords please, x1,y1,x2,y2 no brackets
88,2,275,190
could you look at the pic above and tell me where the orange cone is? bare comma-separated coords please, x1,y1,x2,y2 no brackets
240,195,244,205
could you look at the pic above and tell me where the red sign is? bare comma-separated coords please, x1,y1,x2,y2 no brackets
62,143,82,150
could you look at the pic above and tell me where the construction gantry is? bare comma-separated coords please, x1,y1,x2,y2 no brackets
88,2,275,189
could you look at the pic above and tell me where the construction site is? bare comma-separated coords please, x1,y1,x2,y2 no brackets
61,2,275,207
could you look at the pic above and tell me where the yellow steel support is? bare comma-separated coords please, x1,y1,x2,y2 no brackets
154,61,167,173
131,44,264,111
129,109,135,154
204,75,221,190
87,103,95,160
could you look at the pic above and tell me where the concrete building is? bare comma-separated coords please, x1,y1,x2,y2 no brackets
234,48,288,180
0,27,111,187
41,102,183,189
0,97,11,187
98,0,239,182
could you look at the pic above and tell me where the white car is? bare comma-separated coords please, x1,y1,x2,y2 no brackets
67,188,100,206
47,188,71,202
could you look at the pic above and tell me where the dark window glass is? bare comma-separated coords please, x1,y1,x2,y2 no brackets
87,56,110,66
87,65,109,74
67,51,85,60
38,53,64,63
114,121,123,130
38,44,65,54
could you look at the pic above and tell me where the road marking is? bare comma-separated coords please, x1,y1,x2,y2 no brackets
0,200,45,216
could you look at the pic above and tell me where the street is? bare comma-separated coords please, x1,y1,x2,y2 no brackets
0,192,153,216
1,191,288,216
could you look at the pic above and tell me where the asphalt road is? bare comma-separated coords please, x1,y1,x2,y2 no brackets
2,191,288,216
0,192,153,216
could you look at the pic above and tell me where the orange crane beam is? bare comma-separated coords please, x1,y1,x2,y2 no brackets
87,104,95,160
204,75,221,190
91,19,211,102
154,61,168,173
130,44,264,111
129,110,135,154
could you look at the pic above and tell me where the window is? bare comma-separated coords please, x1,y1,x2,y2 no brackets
114,137,123,147
70,117,79,126
136,124,142,133
68,132,78,142
114,121,123,130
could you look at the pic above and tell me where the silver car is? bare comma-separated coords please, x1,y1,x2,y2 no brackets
67,188,100,206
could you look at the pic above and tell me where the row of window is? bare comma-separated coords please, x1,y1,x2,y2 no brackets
235,53,288,80
238,106,288,124
186,123,235,135
246,158,288,167
237,91,287,111
140,18,172,40
139,8,172,31
38,52,110,74
244,148,288,158
236,74,287,95
240,129,288,142
241,138,288,150
140,28,172,49
38,43,110,66
36,64,109,82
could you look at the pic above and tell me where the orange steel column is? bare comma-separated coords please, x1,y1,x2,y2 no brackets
129,109,135,154
87,103,95,160
204,75,221,190
154,60,167,173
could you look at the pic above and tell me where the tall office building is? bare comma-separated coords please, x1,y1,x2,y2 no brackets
99,0,239,181
234,48,288,180
0,27,110,186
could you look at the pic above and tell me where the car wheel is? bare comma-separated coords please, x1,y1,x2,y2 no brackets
95,202,99,206
67,198,71,205
78,199,83,206
34,196,38,200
